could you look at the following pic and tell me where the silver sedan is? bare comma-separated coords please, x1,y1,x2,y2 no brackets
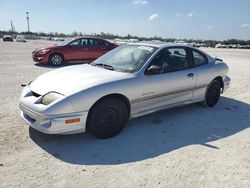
19,43,231,138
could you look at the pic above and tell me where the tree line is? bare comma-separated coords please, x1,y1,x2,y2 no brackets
1,30,250,47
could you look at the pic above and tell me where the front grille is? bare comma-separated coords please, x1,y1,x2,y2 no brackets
23,113,36,123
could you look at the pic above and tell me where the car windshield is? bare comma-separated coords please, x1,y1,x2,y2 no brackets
57,39,73,46
91,44,158,73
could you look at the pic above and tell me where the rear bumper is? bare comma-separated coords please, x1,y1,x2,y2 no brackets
3,39,13,42
16,39,27,42
223,76,231,93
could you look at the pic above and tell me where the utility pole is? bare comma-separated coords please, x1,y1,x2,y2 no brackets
10,20,14,37
10,20,14,33
26,12,30,32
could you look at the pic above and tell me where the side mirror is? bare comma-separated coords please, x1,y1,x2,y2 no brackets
146,65,162,75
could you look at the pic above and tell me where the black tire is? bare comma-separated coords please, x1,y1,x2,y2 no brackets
49,53,64,66
204,80,221,107
87,98,129,139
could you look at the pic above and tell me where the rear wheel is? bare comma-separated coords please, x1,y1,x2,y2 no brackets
204,80,221,107
49,53,64,66
87,98,129,139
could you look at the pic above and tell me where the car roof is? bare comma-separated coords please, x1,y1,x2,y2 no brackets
73,36,107,41
128,42,214,62
129,42,191,49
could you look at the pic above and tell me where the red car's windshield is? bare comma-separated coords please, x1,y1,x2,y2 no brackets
57,39,73,46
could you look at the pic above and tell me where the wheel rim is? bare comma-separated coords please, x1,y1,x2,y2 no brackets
51,55,62,65
207,83,220,106
99,107,119,131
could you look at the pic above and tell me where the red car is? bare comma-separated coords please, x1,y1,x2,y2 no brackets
32,37,117,66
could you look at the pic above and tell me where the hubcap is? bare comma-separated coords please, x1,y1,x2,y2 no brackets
51,55,62,65
99,108,119,130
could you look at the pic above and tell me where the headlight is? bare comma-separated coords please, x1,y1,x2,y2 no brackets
36,49,50,55
41,92,63,105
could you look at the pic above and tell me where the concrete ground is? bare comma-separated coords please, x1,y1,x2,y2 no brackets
0,40,249,188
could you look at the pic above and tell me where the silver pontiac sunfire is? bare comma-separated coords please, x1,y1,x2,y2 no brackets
20,43,231,138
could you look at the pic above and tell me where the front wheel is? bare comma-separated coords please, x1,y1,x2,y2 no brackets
203,80,221,107
87,98,129,139
49,53,64,66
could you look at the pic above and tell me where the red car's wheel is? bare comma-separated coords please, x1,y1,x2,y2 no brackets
49,53,64,66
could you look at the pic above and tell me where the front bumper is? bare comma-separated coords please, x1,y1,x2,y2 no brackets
32,51,49,63
19,87,88,134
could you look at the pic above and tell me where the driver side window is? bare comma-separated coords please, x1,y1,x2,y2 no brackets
69,38,88,47
146,47,189,74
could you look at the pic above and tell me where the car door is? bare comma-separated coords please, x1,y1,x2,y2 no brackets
190,48,211,100
65,38,90,61
88,39,110,60
137,47,197,113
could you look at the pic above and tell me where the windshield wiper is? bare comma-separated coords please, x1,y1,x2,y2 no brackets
93,63,114,70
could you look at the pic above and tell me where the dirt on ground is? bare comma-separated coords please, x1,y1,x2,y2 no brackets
0,40,249,188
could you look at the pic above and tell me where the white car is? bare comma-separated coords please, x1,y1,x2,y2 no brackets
19,43,231,138
16,35,27,42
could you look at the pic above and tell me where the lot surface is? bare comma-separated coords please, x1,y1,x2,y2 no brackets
0,40,250,188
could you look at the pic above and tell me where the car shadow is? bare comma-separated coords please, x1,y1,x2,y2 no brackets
29,96,250,165
34,61,91,68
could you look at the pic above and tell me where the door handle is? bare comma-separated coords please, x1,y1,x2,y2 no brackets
187,73,194,77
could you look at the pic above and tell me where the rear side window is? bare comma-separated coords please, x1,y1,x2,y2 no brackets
89,39,106,46
192,50,208,66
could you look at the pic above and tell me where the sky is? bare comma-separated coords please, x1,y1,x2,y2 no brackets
0,0,250,40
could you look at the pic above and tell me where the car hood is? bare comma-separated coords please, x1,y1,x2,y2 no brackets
29,64,130,95
35,45,59,51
